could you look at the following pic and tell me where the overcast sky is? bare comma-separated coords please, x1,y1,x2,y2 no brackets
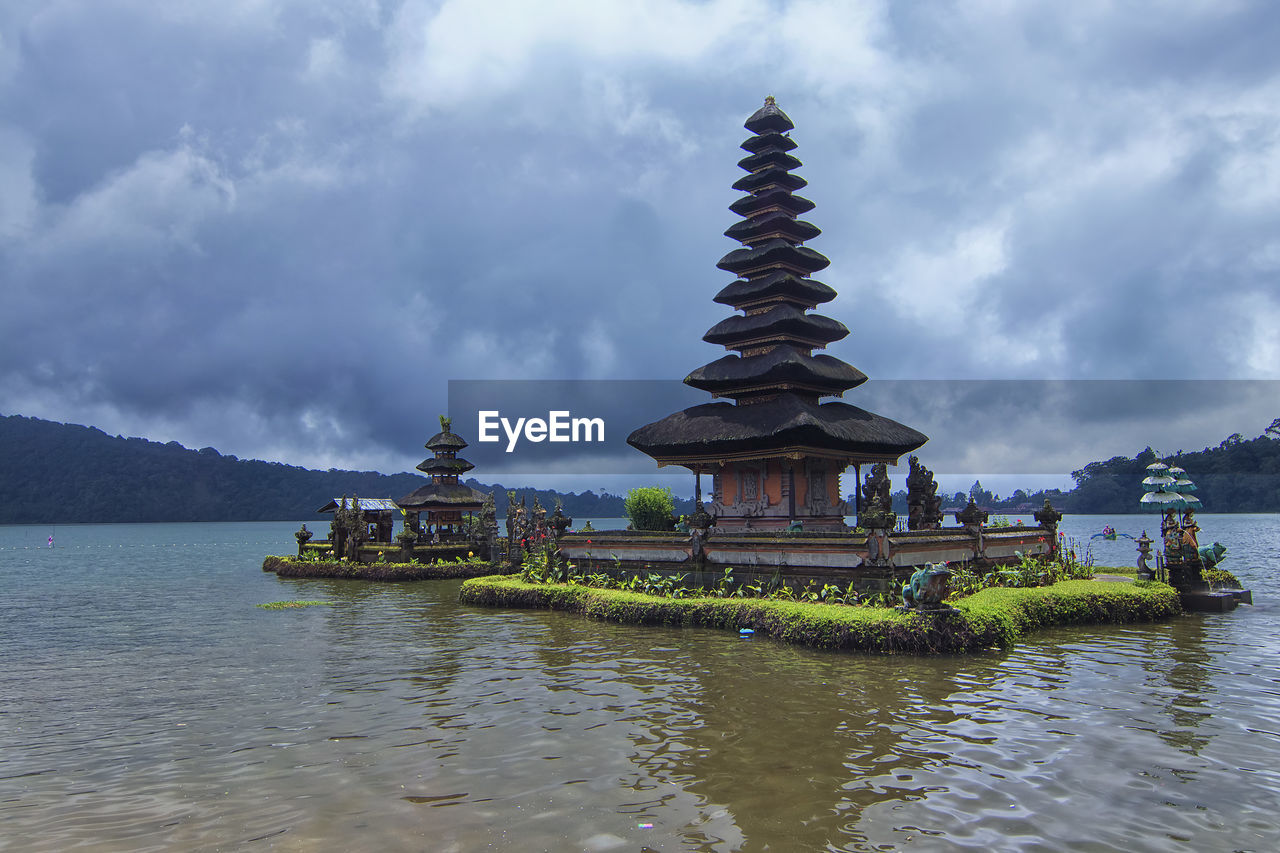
2,1,1278,498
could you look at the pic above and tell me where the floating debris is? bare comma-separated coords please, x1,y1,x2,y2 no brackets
256,600,330,610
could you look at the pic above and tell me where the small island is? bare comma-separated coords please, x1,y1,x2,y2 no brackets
458,100,1251,651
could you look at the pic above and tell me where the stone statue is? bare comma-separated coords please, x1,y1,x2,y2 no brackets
1033,499,1063,556
689,526,708,569
688,500,714,532
396,521,418,560
1136,531,1154,580
473,492,497,560
1197,542,1227,568
924,480,943,530
549,500,572,538
334,494,365,561
1161,509,1179,556
531,497,546,533
901,563,953,611
295,524,313,558
905,456,928,531
862,464,891,515
505,491,525,565
505,491,518,545
860,463,896,530
1180,510,1201,557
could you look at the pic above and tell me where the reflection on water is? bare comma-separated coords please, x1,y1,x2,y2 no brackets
1,517,1279,851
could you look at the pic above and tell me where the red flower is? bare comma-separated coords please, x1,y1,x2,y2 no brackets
587,539,592,544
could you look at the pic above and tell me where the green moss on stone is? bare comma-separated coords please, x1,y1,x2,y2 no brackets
458,576,1181,655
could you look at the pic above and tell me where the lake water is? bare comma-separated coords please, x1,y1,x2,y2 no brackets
2,514,1278,852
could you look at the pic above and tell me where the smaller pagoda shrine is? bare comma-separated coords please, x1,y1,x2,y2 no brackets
398,416,489,542
1140,460,1250,610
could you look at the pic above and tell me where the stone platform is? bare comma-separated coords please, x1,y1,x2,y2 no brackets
556,524,1055,593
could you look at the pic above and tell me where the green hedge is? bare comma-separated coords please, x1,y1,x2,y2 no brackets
458,576,1181,654
262,555,505,581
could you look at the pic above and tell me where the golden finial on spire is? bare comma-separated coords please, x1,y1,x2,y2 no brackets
764,95,776,106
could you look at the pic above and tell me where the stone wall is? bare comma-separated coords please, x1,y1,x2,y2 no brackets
556,525,1054,593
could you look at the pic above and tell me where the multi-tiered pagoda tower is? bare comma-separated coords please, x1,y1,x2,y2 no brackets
628,97,927,532
398,416,488,538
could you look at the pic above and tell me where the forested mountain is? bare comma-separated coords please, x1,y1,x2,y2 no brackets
0,414,638,523
2,413,1275,523
937,422,1280,515
1058,424,1280,513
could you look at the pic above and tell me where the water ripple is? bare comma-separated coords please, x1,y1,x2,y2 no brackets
3,518,1280,851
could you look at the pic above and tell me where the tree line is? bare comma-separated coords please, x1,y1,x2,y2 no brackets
0,415,645,524
2,413,1275,524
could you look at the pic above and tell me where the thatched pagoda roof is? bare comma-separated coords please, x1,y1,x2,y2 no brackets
397,481,488,511
744,96,795,134
627,395,927,465
713,271,836,310
416,456,475,476
716,238,830,277
703,304,848,350
729,188,814,218
724,211,821,245
686,346,867,397
426,429,468,451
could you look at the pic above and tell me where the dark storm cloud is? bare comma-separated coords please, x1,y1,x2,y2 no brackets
1,1,1277,485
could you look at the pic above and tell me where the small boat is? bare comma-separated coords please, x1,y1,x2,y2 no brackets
1092,525,1117,540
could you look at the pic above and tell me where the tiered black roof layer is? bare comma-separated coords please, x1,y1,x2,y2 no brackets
716,238,830,277
398,481,488,510
703,305,848,350
713,271,836,309
628,395,927,462
686,346,866,397
416,456,475,476
729,188,814,218
724,212,820,244
426,431,468,451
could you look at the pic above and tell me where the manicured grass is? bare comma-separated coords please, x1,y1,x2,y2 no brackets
262,555,504,581
458,575,1182,655
1092,564,1140,577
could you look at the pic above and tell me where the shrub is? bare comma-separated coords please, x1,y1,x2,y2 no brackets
1203,567,1243,588
624,486,676,531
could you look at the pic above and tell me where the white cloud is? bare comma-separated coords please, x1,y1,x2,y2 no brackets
32,142,235,259
304,36,348,80
384,0,757,111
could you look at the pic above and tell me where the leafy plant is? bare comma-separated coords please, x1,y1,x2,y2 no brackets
624,486,676,531
1203,567,1243,589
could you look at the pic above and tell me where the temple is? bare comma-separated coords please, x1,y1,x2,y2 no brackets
397,416,489,541
627,97,928,532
